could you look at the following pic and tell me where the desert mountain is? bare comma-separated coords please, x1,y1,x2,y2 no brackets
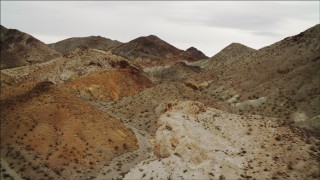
1,25,319,179
0,25,61,70
202,24,320,132
204,42,257,70
112,35,208,62
182,46,208,60
49,36,122,54
157,24,320,134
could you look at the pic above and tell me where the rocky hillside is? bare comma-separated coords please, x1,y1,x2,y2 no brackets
1,24,319,179
65,67,153,101
0,25,61,70
112,35,208,62
204,42,257,71
201,24,320,133
49,36,122,54
147,62,202,82
125,101,320,179
148,24,320,134
0,82,137,179
1,46,129,85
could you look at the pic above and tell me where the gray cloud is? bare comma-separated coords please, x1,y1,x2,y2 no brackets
1,1,319,56
250,31,280,37
161,2,318,33
167,14,283,31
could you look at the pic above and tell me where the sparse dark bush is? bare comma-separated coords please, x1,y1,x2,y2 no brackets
123,143,128,150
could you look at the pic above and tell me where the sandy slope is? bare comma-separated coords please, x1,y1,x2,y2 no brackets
92,102,153,179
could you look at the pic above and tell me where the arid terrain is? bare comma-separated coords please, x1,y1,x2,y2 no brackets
0,25,61,70
1,24,319,179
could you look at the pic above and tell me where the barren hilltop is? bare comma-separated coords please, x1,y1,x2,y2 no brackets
49,36,122,54
1,24,319,179
0,26,61,70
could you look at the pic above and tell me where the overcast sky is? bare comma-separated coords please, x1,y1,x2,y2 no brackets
1,1,319,56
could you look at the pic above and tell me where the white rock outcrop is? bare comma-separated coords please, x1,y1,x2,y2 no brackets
125,101,319,180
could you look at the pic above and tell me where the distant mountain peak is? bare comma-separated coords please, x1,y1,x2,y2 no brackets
112,35,180,61
131,35,167,44
1,25,61,69
146,34,160,39
186,46,197,51
225,42,253,49
49,35,122,54
218,42,256,55
183,46,208,60
112,35,207,62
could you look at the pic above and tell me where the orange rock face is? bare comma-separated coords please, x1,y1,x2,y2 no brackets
65,67,153,101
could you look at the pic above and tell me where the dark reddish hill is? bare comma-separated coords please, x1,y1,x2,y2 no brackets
112,35,207,61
